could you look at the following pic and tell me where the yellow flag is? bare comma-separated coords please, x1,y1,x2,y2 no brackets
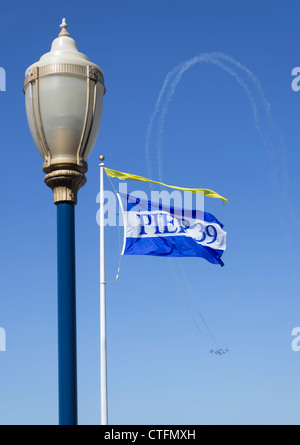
104,167,227,204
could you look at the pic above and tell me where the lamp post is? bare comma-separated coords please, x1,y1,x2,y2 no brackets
24,19,105,425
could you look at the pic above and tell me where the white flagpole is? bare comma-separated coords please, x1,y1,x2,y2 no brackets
99,155,108,425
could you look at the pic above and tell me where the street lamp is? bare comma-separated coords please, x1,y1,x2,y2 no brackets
24,19,105,425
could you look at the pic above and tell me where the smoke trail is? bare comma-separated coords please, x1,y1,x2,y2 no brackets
146,53,289,214
149,52,292,246
167,258,211,346
145,64,184,181
177,260,217,344
145,52,292,347
155,54,280,190
208,53,288,198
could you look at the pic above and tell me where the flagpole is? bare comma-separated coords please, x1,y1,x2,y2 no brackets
99,155,108,425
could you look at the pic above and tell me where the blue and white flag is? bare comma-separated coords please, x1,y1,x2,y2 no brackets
117,193,226,266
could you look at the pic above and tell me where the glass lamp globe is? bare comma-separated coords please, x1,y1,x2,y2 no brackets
24,19,105,203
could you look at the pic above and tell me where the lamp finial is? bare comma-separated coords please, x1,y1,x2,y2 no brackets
59,18,70,37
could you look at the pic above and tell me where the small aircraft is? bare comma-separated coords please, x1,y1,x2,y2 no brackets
209,348,229,355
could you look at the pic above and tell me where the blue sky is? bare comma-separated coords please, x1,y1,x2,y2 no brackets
1,0,300,425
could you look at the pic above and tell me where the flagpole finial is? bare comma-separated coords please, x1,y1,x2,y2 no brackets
99,155,105,161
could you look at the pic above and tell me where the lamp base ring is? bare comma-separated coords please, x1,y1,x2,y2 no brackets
44,169,87,205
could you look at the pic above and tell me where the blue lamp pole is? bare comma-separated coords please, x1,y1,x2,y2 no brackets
24,19,105,425
57,202,78,424
44,167,87,426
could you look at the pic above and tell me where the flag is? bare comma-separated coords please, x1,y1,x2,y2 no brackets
117,193,227,266
105,167,227,204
